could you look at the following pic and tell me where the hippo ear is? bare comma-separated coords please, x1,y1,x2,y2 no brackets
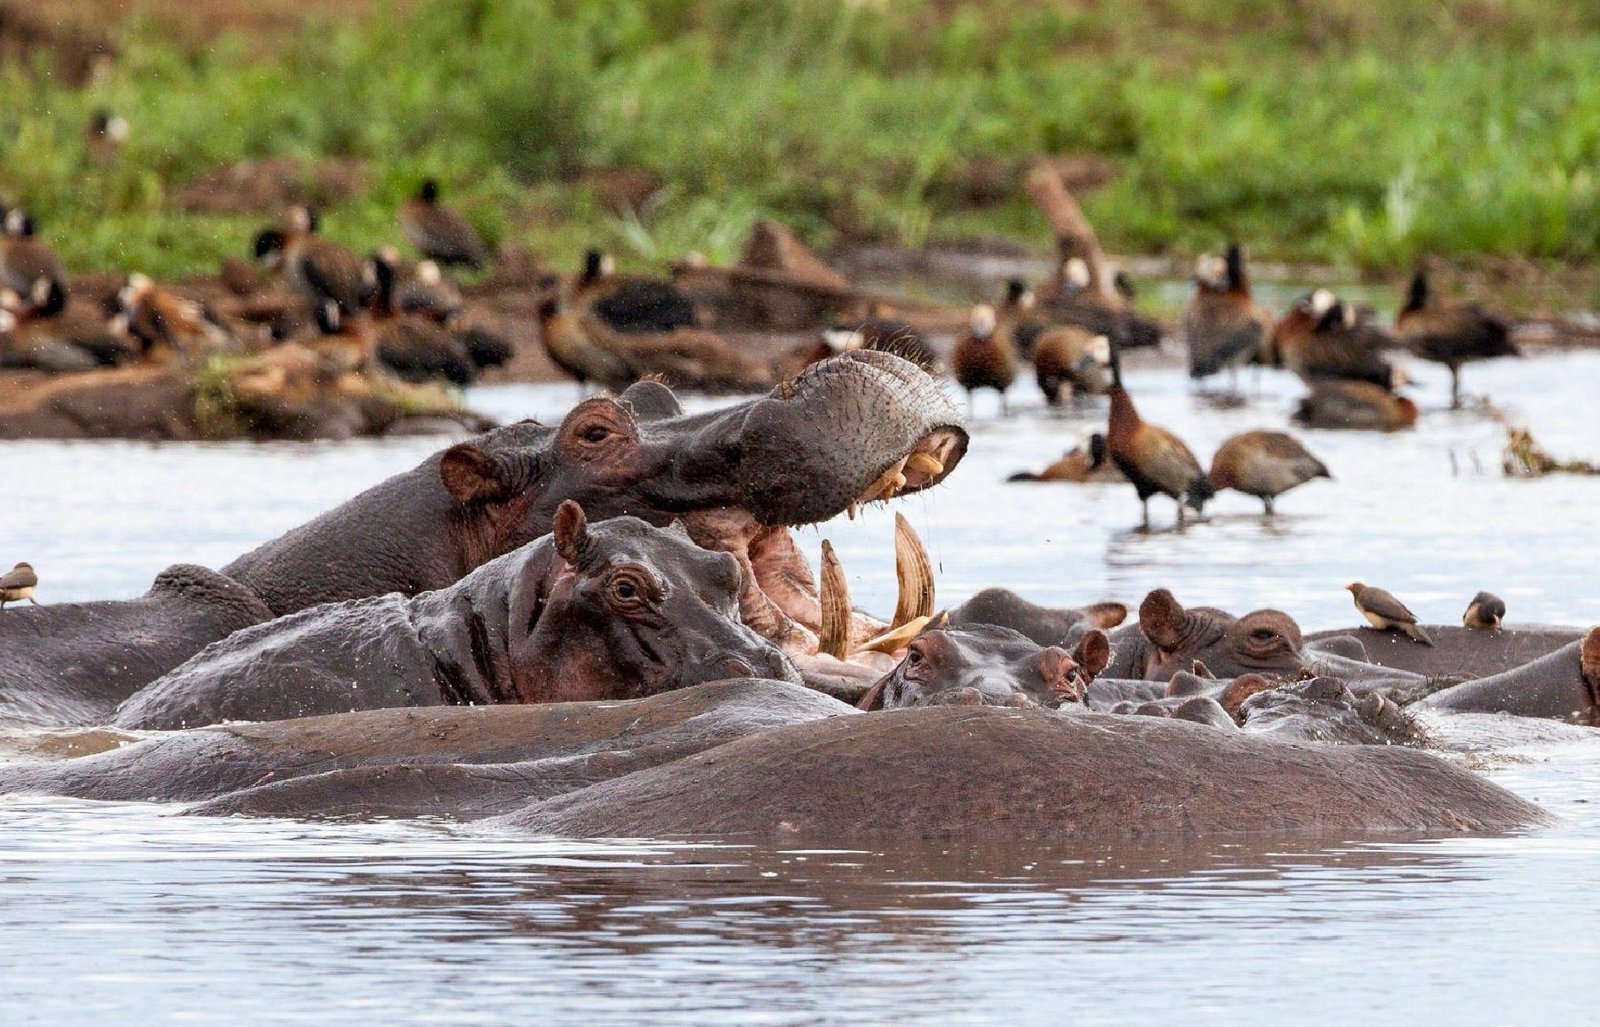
439,444,515,505
1072,629,1111,677
1139,589,1186,652
1085,601,1127,629
552,500,589,568
618,380,683,422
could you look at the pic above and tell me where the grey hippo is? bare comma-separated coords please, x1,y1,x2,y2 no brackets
0,351,966,727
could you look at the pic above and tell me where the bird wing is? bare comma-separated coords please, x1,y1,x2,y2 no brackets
0,566,38,589
1137,425,1205,493
1361,587,1417,623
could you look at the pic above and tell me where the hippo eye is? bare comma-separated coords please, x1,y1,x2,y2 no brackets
606,567,658,613
582,425,610,444
905,647,924,666
615,580,636,599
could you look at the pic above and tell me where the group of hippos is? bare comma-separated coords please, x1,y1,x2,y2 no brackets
0,352,1592,841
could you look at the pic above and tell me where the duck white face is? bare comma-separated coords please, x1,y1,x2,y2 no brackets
823,327,866,351
970,304,997,339
1195,254,1226,288
107,115,131,143
417,261,443,286
0,309,15,333
1310,288,1337,316
1063,258,1092,289
599,253,617,277
1089,335,1112,365
287,206,314,233
4,209,26,236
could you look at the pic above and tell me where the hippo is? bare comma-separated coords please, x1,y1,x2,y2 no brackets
0,682,1546,837
942,587,1127,646
856,622,1111,710
1102,588,1307,681
113,502,797,730
1305,624,1586,679
1418,627,1600,723
0,352,966,727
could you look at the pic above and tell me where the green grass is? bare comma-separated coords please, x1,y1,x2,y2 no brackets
5,0,1600,285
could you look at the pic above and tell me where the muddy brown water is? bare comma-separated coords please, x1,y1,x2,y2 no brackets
2,349,1599,1024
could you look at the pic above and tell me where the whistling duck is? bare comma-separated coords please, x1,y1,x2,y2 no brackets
364,254,478,385
399,179,488,269
1000,278,1046,359
1106,350,1213,528
822,317,938,372
1273,289,1402,389
305,300,376,375
1038,257,1163,350
1185,244,1271,384
1395,271,1517,409
85,109,129,163
1032,326,1111,404
1293,379,1419,432
951,304,1018,414
114,274,234,364
575,249,696,332
1208,430,1330,515
536,295,636,394
1007,433,1124,483
0,283,93,371
0,210,65,299
253,206,369,315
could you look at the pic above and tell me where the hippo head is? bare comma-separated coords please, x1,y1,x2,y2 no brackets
1238,678,1421,746
1137,589,1305,681
426,353,967,649
858,623,1111,710
500,502,799,704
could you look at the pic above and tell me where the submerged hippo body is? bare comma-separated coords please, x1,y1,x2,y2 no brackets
115,504,797,731
499,705,1548,840
0,353,966,727
1305,625,1585,679
1420,628,1600,722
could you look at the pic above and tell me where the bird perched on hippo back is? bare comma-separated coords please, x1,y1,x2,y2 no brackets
1105,345,1214,528
113,501,799,731
0,562,38,609
1347,582,1434,646
1463,591,1507,631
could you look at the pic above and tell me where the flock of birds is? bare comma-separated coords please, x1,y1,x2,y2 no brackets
942,243,1519,529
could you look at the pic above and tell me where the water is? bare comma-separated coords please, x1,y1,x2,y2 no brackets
3,350,1600,1025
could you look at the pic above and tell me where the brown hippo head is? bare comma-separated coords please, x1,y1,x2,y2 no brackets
505,502,799,703
1136,589,1305,681
857,623,1111,710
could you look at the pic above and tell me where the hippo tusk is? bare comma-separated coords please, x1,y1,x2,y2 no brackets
854,615,932,656
818,540,851,660
861,457,910,503
891,512,935,627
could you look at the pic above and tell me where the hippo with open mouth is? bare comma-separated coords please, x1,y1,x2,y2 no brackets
113,501,798,730
0,351,966,727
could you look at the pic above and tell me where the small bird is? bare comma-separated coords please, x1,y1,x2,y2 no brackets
0,562,39,609
115,274,234,365
1007,433,1122,483
399,179,489,270
253,207,369,315
85,108,130,163
950,304,1017,415
575,249,696,333
0,209,66,299
1294,379,1419,432
1462,591,1507,631
1184,244,1271,386
1395,271,1517,409
1032,326,1110,404
536,295,635,395
1106,350,1214,528
1274,290,1402,389
1347,582,1434,646
1208,430,1330,515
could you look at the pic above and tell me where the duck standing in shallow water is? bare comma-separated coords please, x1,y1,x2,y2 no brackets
1106,349,1213,528
1208,430,1330,515
951,304,1017,415
1395,271,1517,409
1184,244,1271,387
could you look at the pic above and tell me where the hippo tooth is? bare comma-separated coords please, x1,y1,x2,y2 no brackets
906,452,945,478
854,615,932,656
817,540,852,661
891,512,935,627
